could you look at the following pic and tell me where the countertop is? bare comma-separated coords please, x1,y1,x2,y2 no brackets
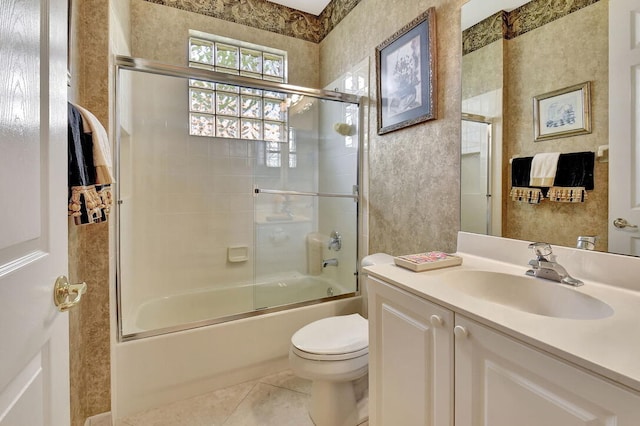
364,253,640,393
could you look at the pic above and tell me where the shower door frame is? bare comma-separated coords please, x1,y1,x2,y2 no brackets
113,56,365,342
461,113,494,235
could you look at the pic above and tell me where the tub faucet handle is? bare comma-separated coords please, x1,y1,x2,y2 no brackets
328,231,342,251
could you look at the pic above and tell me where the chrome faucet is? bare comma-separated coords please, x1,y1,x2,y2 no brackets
328,230,342,251
322,258,339,268
525,242,583,286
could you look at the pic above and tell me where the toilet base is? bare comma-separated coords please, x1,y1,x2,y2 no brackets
308,378,368,426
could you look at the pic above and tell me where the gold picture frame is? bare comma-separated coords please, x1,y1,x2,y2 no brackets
533,81,591,142
375,8,437,135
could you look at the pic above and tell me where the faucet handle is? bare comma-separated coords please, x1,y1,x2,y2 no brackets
528,242,553,259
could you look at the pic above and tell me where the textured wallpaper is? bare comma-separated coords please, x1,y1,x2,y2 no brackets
503,1,609,250
320,0,463,256
463,0,601,55
143,0,361,43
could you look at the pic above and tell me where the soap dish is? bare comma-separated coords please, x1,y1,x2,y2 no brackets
394,252,462,272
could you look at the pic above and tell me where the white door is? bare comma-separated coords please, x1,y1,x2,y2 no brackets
0,0,70,425
609,0,640,255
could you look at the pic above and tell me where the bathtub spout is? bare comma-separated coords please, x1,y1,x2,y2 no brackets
322,258,339,268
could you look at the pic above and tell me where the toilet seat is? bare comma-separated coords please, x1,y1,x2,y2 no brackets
291,314,368,361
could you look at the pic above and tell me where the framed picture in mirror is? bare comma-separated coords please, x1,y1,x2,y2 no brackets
375,8,437,135
533,81,591,142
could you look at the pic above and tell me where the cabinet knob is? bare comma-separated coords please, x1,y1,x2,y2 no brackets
430,315,443,326
454,325,468,338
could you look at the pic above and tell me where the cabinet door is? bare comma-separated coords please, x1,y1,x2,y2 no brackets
368,277,453,426
455,315,640,426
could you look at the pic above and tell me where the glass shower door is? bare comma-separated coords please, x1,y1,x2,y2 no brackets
253,96,360,309
116,57,361,340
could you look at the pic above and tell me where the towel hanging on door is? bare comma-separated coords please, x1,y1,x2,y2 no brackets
67,102,114,225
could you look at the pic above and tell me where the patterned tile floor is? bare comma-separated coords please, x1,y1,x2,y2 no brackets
98,370,369,426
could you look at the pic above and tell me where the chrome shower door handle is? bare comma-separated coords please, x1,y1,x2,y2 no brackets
53,276,87,312
613,218,638,230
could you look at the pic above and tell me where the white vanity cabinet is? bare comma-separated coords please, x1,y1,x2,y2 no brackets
367,275,640,426
367,276,454,426
454,315,640,426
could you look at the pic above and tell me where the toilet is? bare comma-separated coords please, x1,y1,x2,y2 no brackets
289,313,369,426
289,253,394,426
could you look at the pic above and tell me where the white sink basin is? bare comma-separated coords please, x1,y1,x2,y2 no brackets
441,270,614,320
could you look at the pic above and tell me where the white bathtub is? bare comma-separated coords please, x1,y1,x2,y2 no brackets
130,273,346,333
113,275,362,420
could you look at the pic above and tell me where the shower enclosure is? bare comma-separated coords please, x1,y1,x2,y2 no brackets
461,113,494,235
115,57,362,340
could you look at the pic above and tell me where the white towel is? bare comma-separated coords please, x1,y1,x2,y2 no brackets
529,152,560,187
73,103,115,184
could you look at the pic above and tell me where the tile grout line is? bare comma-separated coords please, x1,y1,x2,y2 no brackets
220,381,260,426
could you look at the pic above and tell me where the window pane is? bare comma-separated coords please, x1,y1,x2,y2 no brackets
241,87,262,96
190,114,214,137
241,96,262,118
289,153,297,168
189,39,214,65
216,92,239,116
190,89,214,113
266,153,281,168
188,36,289,144
240,48,262,73
216,83,239,93
241,119,262,140
216,116,239,138
189,79,215,89
264,121,285,142
215,43,239,69
264,91,286,100
263,53,284,78
264,99,284,121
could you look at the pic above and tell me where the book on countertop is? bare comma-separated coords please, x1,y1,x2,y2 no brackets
393,251,463,272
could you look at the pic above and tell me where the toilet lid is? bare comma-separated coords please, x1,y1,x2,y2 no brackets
291,314,368,355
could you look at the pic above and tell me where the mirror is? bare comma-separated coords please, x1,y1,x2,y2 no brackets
460,0,618,254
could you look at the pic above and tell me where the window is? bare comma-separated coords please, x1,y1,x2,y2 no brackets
188,35,289,146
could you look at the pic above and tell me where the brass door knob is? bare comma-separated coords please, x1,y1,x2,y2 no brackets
53,276,87,312
613,218,638,229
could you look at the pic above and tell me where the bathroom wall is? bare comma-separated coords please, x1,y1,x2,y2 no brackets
68,0,132,425
503,1,609,249
71,0,465,422
319,0,463,255
67,1,123,425
130,0,320,88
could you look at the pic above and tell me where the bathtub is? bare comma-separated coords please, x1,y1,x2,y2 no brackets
113,274,362,420
129,273,347,333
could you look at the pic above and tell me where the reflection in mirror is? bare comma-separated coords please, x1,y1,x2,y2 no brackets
461,0,614,253
461,113,497,235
